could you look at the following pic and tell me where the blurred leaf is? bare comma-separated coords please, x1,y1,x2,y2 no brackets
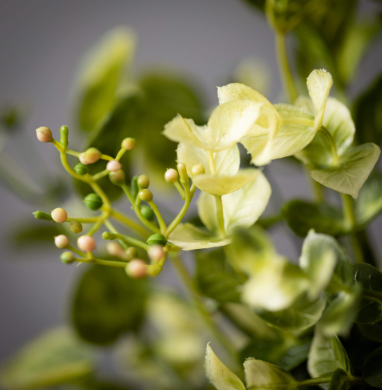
362,346,382,388
0,105,23,130
71,265,147,345
76,27,136,132
359,321,382,343
75,90,144,201
0,327,95,390
353,73,382,146
195,248,241,303
282,199,346,237
11,223,63,246
328,368,350,390
242,0,266,11
353,263,382,324
356,171,382,226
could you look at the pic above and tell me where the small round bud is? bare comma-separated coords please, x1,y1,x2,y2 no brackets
79,147,101,165
139,189,153,202
109,169,125,185
126,247,137,259
54,234,69,249
140,205,154,221
177,162,187,174
77,235,96,252
106,160,122,172
165,168,179,183
102,231,117,240
106,242,124,257
138,175,150,189
70,221,83,234
122,137,136,150
60,251,75,264
191,164,205,176
51,208,67,223
74,163,89,176
126,260,147,278
84,193,103,211
148,245,165,262
147,233,167,246
36,126,53,143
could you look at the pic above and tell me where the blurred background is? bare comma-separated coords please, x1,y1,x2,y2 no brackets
0,0,382,371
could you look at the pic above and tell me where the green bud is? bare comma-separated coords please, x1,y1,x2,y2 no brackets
84,193,103,211
109,169,125,186
33,211,54,221
102,231,117,240
147,233,167,246
74,163,89,176
70,221,83,234
130,176,139,199
138,175,150,189
60,251,75,264
141,205,154,221
126,246,137,258
60,125,69,148
139,189,153,202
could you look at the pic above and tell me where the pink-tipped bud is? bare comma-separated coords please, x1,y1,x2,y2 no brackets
77,235,96,252
36,127,53,143
79,147,101,165
106,160,122,172
54,235,69,249
165,168,179,183
51,208,67,223
191,164,205,176
148,245,165,262
106,242,124,257
121,138,136,150
126,259,147,278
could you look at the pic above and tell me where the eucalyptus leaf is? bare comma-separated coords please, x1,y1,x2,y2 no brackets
310,143,381,199
205,345,246,390
282,199,346,237
0,327,95,390
196,248,241,303
244,358,298,390
71,265,147,345
362,346,382,388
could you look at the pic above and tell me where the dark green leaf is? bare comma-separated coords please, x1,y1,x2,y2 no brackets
359,321,382,343
363,346,382,388
11,223,63,246
71,265,147,345
242,0,266,11
353,263,382,324
195,248,241,303
329,368,350,390
354,74,382,146
282,199,346,237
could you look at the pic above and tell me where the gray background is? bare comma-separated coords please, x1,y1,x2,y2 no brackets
0,0,381,363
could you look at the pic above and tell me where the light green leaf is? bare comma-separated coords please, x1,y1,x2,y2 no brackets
193,168,260,196
308,329,351,384
299,230,338,299
217,82,273,106
177,142,240,177
205,345,246,390
198,191,219,234
0,327,95,390
76,27,136,132
311,143,381,199
163,115,205,148
306,69,333,130
244,358,298,390
168,223,231,250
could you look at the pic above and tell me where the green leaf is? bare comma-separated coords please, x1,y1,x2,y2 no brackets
71,265,147,345
75,27,136,132
328,368,350,390
353,263,382,324
311,143,381,199
0,327,95,390
257,294,326,332
282,199,346,237
196,248,241,303
362,346,382,388
242,0,265,11
168,223,231,250
353,73,382,146
75,90,144,200
356,171,382,226
244,358,298,390
11,223,63,246
205,345,246,390
299,230,338,299
308,328,351,382
358,321,382,343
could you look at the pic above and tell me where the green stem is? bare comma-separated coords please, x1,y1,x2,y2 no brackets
170,255,239,364
296,376,331,388
115,233,150,251
304,166,324,203
110,209,150,238
215,195,226,238
275,32,298,103
148,200,167,234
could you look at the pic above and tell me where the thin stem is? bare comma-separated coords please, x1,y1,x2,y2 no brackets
148,200,167,234
275,32,298,103
115,233,150,251
296,376,331,388
215,195,226,238
67,217,100,223
304,166,324,203
170,255,239,364
165,188,193,238
110,209,150,238
92,169,109,181
174,181,185,199
103,219,128,250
